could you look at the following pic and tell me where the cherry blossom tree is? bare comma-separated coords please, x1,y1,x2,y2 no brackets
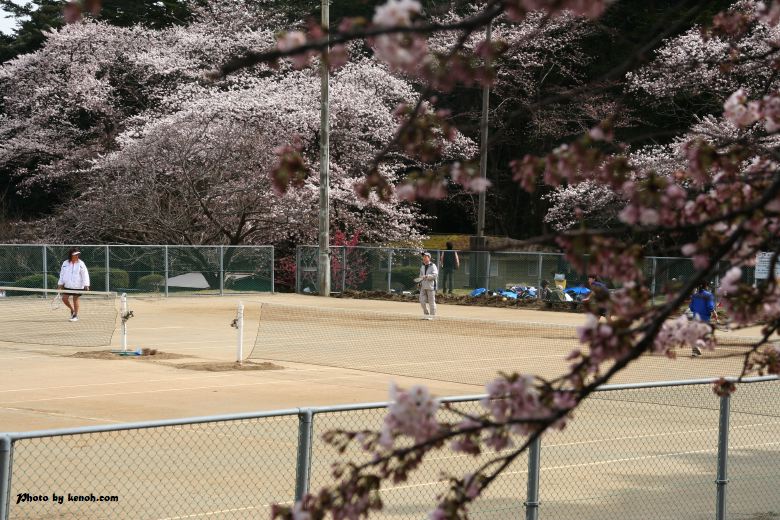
1,2,479,248
0,12,279,193
42,58,472,247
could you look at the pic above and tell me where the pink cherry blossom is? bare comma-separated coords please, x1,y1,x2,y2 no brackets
380,383,440,448
373,0,422,27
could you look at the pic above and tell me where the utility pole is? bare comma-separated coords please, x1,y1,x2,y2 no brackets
475,21,491,289
476,20,491,244
318,0,331,296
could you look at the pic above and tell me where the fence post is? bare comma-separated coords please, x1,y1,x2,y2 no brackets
164,246,169,297
104,245,110,291
525,435,541,520
295,247,301,293
485,252,492,289
651,257,658,301
0,435,11,520
341,246,347,293
716,393,731,520
537,253,543,294
295,409,314,501
219,246,224,296
271,246,275,294
387,249,393,293
42,245,48,290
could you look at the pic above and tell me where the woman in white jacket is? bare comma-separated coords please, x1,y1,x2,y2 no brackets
57,248,91,322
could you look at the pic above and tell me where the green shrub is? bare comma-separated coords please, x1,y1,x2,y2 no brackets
12,274,59,289
391,265,420,289
225,274,272,292
137,273,165,292
89,268,129,291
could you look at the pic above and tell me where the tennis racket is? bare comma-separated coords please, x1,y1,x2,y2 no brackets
50,291,63,311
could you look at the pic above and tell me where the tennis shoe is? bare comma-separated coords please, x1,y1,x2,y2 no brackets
69,315,79,322
692,345,702,357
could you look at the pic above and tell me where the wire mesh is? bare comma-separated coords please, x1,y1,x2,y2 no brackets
294,246,762,301
108,245,166,295
166,246,221,295
0,244,274,298
250,302,580,386
223,246,274,293
0,246,45,288
8,415,300,520
726,380,780,519
2,379,777,520
0,287,118,347
310,401,529,519
540,384,723,520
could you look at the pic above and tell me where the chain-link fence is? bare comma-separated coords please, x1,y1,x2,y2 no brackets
296,246,757,301
2,377,777,520
0,244,274,296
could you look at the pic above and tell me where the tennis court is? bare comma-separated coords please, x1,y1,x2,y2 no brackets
1,293,778,519
0,293,767,432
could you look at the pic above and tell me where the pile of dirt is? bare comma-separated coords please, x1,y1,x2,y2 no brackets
172,361,284,372
69,350,189,360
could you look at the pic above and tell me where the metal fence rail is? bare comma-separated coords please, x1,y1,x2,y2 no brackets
0,244,274,296
1,377,777,520
296,245,756,300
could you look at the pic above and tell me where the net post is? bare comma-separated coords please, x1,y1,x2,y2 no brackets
121,293,128,352
716,393,731,520
294,409,314,501
164,246,169,297
0,435,11,520
525,434,541,520
236,301,244,364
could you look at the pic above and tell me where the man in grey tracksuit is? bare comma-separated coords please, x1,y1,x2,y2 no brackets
419,252,438,319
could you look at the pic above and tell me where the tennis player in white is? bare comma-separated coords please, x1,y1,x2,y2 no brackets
57,248,90,322
417,252,438,320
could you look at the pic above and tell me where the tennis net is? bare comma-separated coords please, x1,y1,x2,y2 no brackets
249,303,774,386
249,303,582,386
0,286,120,347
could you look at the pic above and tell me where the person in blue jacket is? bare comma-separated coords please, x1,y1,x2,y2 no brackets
689,283,716,322
689,283,717,356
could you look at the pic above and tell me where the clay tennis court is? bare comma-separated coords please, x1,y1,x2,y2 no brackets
1,293,778,520
0,293,765,432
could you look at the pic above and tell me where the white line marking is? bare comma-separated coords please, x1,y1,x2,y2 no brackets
0,406,120,424
0,372,389,405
